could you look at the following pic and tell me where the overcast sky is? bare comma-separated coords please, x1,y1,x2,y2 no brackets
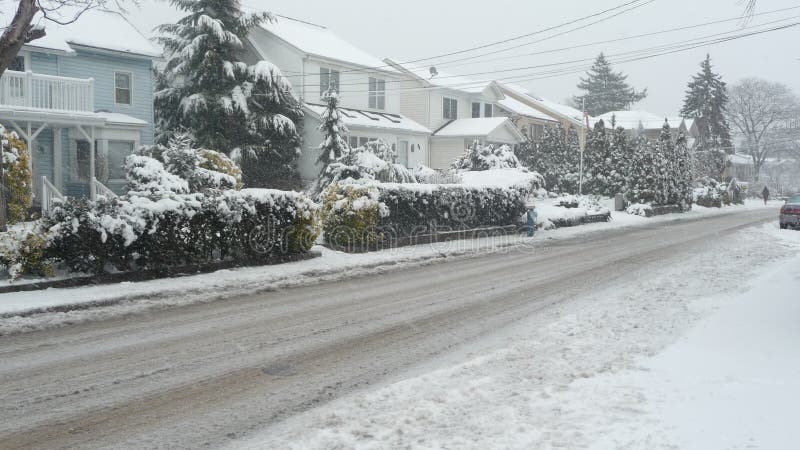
127,0,800,116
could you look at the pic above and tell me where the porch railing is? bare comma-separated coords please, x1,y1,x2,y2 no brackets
0,70,94,112
92,177,118,199
41,176,64,214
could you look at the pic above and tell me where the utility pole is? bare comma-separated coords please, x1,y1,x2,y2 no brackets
579,99,587,196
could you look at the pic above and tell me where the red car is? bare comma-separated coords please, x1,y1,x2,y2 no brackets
780,196,800,229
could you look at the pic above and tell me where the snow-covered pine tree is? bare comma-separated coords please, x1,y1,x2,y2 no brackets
674,129,694,207
626,137,661,205
680,54,732,152
573,53,647,117
583,120,612,195
155,0,303,189
535,125,581,193
606,120,634,196
316,88,349,169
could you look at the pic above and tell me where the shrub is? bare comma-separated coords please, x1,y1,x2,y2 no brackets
321,183,385,249
451,141,521,171
413,165,463,184
43,189,319,274
0,228,54,279
693,177,725,208
316,139,417,197
322,182,526,249
1,126,32,223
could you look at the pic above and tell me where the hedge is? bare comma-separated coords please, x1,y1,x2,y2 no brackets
322,182,527,249
43,189,319,274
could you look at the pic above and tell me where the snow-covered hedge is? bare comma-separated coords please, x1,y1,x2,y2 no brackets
322,182,527,249
317,139,417,197
43,189,319,274
693,177,726,208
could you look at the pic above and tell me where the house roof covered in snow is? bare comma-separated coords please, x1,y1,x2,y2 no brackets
492,82,588,129
304,103,431,135
496,96,559,122
433,117,525,143
7,7,161,57
383,59,491,94
258,15,398,73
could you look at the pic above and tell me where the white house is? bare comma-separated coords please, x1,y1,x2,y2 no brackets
243,16,431,181
384,60,537,169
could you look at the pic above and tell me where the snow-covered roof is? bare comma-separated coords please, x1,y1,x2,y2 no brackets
259,16,397,73
95,112,149,127
304,103,430,135
495,96,558,122
433,117,523,140
492,82,587,129
0,105,148,128
384,60,490,94
6,6,161,57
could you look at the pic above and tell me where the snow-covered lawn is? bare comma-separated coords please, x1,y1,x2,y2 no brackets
228,220,800,450
0,200,781,335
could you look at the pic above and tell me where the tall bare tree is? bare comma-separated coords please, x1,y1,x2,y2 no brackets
728,78,800,183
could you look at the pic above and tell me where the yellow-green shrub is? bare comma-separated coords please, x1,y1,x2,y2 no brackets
200,149,244,190
0,230,54,279
321,183,382,250
2,129,32,223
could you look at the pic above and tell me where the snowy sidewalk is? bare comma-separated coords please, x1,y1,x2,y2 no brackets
228,222,800,449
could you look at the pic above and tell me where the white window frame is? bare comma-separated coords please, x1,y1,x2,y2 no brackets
114,70,133,106
320,67,340,96
9,51,30,72
484,103,493,118
471,102,481,118
443,97,458,121
368,77,386,110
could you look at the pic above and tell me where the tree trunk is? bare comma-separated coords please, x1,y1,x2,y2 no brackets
0,0,45,78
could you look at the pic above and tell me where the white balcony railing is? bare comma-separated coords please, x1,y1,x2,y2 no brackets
0,70,94,113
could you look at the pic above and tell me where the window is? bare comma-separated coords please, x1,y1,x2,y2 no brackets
471,102,481,118
9,55,25,72
443,97,458,121
368,77,386,110
108,141,134,180
115,72,132,105
320,68,340,96
529,124,545,140
348,136,377,148
484,104,493,118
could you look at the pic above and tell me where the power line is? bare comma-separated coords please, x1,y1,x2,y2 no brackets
432,4,800,71
267,0,656,77
285,16,800,93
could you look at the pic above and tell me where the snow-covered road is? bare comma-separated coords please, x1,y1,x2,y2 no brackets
0,208,792,449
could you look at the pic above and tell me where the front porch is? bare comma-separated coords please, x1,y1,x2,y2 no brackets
0,109,146,212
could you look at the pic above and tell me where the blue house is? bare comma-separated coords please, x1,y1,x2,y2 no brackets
0,8,160,210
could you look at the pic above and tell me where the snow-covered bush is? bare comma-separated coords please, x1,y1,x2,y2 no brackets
626,203,654,217
451,141,521,171
727,179,745,205
125,154,191,195
321,183,386,250
553,195,580,209
0,227,54,279
414,165,462,184
316,139,417,196
137,134,241,193
693,177,726,208
1,125,32,223
43,189,319,274
376,183,527,237
322,182,527,248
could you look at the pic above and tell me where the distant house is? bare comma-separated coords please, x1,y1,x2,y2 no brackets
384,61,580,169
0,8,160,207
243,16,431,181
593,110,687,141
491,82,588,137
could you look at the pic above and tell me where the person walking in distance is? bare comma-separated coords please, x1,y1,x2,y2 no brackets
762,186,770,205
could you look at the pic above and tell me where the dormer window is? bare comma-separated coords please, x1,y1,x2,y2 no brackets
368,77,385,110
114,71,132,105
443,97,458,121
320,68,340,96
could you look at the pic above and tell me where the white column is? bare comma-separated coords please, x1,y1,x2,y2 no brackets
89,126,96,200
53,127,63,189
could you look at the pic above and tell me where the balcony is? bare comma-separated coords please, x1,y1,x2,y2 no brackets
0,70,94,113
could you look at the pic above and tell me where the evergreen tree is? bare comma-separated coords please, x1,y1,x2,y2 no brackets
680,54,732,153
583,120,612,195
626,138,661,204
316,89,350,169
155,0,303,189
573,53,647,116
534,125,581,193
